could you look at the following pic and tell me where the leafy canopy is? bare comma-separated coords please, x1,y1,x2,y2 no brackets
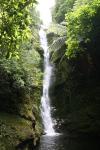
0,0,36,58
66,0,100,58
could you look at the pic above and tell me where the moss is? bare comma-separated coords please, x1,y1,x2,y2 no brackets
0,113,31,149
0,112,42,150
0,74,42,149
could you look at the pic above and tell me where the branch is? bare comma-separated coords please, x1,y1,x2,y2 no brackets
22,0,37,9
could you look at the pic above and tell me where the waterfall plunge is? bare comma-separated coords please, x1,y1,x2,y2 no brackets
38,0,56,135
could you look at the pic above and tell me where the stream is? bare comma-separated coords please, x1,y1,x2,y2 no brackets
37,134,100,150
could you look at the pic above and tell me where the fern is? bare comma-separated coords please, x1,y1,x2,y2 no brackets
49,36,66,52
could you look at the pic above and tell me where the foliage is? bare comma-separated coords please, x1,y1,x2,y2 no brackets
0,0,43,124
0,0,42,88
53,0,75,23
50,36,66,52
66,0,100,58
47,23,66,37
0,0,36,58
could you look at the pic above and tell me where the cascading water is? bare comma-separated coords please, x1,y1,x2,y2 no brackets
38,0,56,135
39,28,55,135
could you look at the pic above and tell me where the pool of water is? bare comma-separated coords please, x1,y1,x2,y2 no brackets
37,134,100,150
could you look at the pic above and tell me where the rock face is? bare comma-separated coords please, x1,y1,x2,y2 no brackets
0,112,39,150
0,61,42,149
48,24,100,136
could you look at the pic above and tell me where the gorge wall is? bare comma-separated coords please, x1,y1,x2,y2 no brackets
47,0,100,136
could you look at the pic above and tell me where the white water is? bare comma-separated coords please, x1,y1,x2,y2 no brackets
38,0,56,135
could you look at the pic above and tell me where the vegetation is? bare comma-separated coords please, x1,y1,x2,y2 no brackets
0,0,42,110
66,0,100,59
0,0,42,88
1,0,100,148
0,0,43,149
53,0,75,23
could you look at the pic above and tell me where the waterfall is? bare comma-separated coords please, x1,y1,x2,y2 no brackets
38,0,56,135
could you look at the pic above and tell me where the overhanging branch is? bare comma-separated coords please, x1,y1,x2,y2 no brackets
22,0,37,9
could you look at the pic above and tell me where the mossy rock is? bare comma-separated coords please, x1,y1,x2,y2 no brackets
47,23,66,37
0,112,42,150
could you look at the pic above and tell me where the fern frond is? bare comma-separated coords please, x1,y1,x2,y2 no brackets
49,36,66,52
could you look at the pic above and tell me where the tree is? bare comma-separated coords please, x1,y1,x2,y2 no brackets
0,0,36,58
53,0,75,23
66,0,100,60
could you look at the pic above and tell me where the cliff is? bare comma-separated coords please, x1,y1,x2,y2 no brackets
48,23,100,136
